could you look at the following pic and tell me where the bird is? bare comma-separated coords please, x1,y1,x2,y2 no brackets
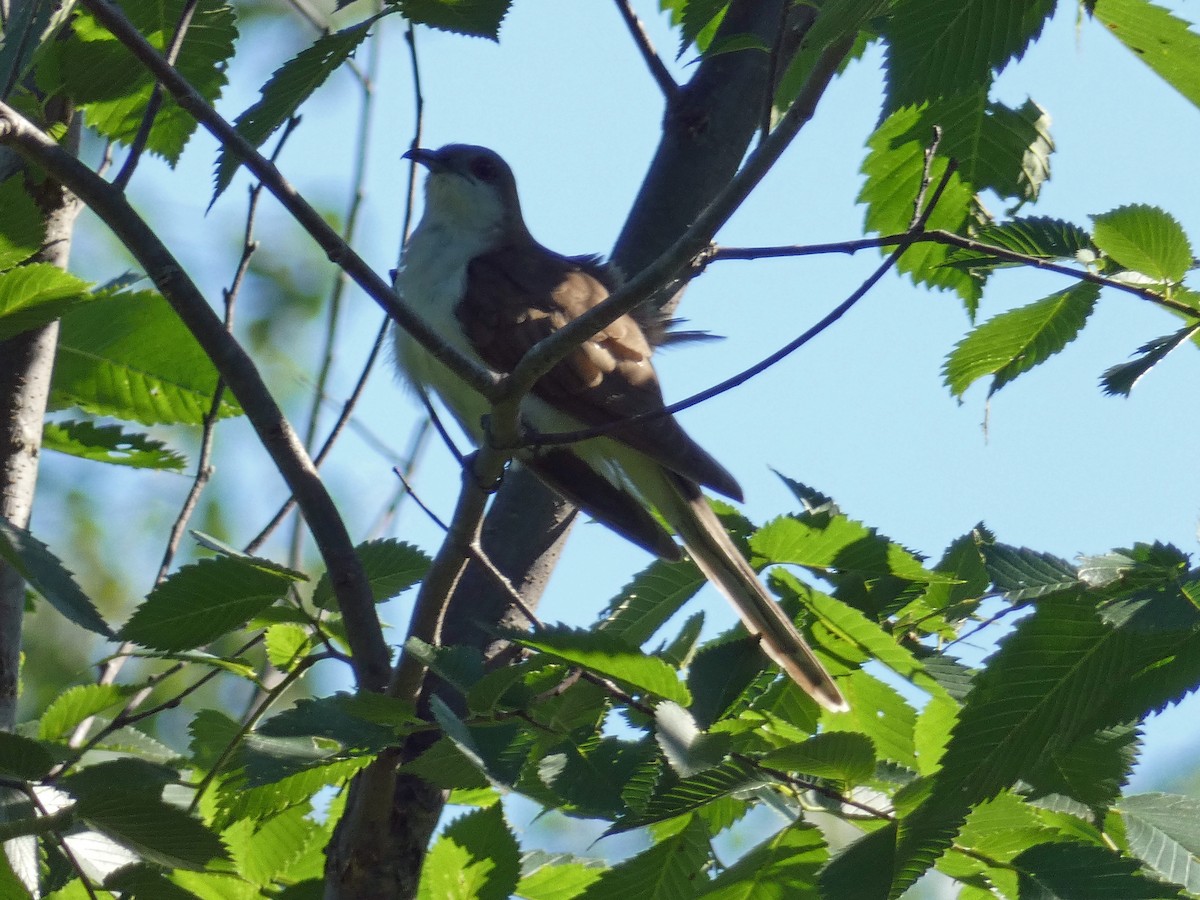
392,143,847,713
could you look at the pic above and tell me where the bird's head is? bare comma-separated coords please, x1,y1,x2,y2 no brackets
404,144,525,242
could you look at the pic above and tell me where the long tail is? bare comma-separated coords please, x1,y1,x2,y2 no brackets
647,469,848,713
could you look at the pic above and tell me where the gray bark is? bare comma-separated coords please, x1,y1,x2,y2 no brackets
0,135,81,731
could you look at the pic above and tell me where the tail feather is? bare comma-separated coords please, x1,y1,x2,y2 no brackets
651,471,848,713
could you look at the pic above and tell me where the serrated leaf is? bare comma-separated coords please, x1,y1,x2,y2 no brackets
417,804,520,900
121,556,294,651
217,757,369,824
609,758,763,833
312,538,428,608
583,816,709,898
698,823,826,899
38,684,132,741
1101,324,1200,396
189,531,307,581
0,176,44,271
516,859,606,900
946,217,1095,272
775,0,886,110
258,692,416,752
661,612,705,668
52,0,237,163
1089,0,1200,111
983,544,1078,601
1023,724,1141,810
882,0,1055,107
678,0,726,53
0,512,112,637
891,589,1200,896
823,670,917,769
943,282,1099,397
42,420,187,470
687,635,774,729
599,559,705,646
818,823,898,900
225,806,317,887
752,512,937,583
1093,204,1193,283
0,264,92,339
1014,841,1184,898
760,731,876,784
52,291,241,425
213,19,377,200
74,793,228,871
264,622,312,669
860,104,981,306
515,627,691,705
397,0,510,39
1120,793,1200,893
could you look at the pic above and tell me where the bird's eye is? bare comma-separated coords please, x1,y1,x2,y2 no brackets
470,156,497,182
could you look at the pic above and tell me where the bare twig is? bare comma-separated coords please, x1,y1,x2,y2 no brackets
613,0,678,99
77,0,495,399
529,156,960,449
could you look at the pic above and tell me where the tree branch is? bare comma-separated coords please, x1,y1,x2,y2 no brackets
612,0,678,99
0,103,392,694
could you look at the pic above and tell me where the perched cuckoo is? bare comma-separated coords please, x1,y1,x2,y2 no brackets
393,143,846,712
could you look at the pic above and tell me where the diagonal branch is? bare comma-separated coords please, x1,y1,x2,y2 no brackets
77,0,495,399
613,0,678,99
0,102,392,694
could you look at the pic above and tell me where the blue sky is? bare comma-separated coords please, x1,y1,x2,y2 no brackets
64,0,1200,812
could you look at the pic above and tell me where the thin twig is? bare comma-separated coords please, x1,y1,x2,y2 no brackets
112,0,199,189
613,0,678,99
0,102,391,693
27,788,101,899
529,156,960,449
77,0,496,398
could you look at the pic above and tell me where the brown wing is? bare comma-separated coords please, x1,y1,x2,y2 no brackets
458,242,741,500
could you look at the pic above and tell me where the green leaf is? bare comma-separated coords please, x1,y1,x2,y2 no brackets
397,0,510,39
312,538,429,608
760,731,876,785
1013,841,1184,898
0,512,113,637
752,512,937,583
0,264,92,340
258,692,416,752
516,858,606,900
823,670,917,769
515,626,691,705
225,806,317,887
52,0,237,163
417,804,520,900
213,19,378,200
1089,0,1200,111
1101,324,1200,396
217,757,369,824
0,731,57,780
943,282,1100,398
818,824,898,900
1120,793,1200,893
38,684,132,740
121,556,295,651
882,0,1055,107
264,622,312,669
687,635,776,729
698,823,827,899
946,217,1095,272
599,558,705,646
52,291,241,426
581,816,710,898
610,758,762,832
75,793,228,871
1092,204,1193,282
42,420,187,470
1023,723,1141,810
891,589,1200,895
860,104,981,306
983,544,1078,601
0,176,45,271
